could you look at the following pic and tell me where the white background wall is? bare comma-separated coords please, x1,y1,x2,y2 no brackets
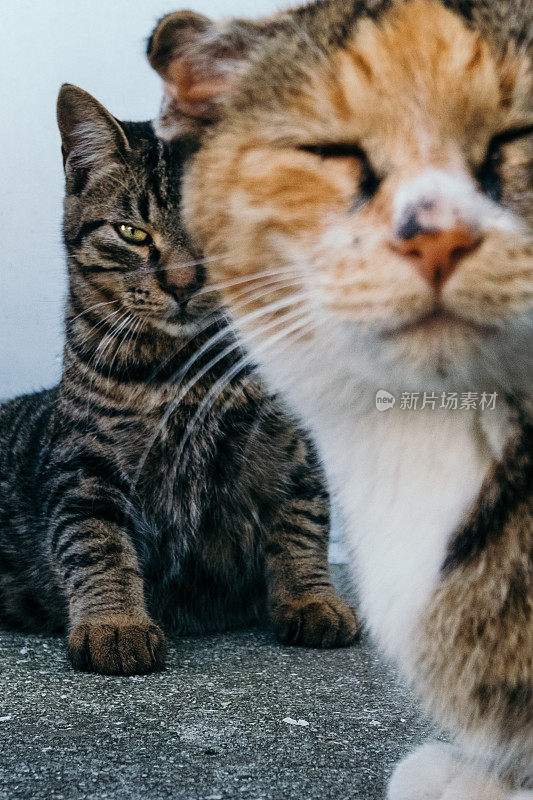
1,0,282,400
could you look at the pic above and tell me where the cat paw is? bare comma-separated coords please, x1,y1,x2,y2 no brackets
388,743,463,800
388,743,513,800
272,592,361,648
68,616,166,675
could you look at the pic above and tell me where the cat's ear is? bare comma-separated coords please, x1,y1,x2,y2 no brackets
147,11,264,138
57,84,130,171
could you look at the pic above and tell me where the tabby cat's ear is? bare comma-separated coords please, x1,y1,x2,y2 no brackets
147,11,263,138
56,84,130,171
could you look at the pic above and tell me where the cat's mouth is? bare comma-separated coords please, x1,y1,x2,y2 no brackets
382,307,499,339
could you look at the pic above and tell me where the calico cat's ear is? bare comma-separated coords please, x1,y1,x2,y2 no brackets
57,84,130,170
147,11,265,137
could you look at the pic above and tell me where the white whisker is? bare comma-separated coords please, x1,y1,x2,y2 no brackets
194,265,302,297
69,300,118,323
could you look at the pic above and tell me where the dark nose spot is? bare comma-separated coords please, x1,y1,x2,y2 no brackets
397,211,424,241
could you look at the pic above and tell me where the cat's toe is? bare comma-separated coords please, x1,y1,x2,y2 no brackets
272,593,361,648
68,616,166,675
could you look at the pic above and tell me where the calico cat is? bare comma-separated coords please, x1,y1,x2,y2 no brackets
0,84,359,676
148,0,533,796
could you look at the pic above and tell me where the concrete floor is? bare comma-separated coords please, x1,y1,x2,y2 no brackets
0,568,432,800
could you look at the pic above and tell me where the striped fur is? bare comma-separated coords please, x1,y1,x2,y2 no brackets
0,85,359,675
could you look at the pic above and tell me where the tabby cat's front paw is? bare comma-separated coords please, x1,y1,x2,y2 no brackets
272,593,361,648
68,616,166,675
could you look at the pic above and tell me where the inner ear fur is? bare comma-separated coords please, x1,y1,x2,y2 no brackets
147,10,285,135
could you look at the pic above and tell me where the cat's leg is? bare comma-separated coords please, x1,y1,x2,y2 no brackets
265,444,361,648
387,742,522,800
47,475,165,674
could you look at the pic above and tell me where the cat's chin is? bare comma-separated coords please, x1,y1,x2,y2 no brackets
262,310,529,404
146,305,228,343
149,316,205,339
341,314,533,398
380,308,499,340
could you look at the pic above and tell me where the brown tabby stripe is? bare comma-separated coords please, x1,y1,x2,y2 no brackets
443,412,533,572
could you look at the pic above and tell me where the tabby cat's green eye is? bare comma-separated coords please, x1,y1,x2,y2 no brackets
116,224,150,244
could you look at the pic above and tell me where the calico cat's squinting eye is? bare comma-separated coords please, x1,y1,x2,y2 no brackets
477,123,533,200
298,142,381,198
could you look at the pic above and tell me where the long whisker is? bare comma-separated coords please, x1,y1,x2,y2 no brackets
91,310,132,372
105,314,135,390
124,312,227,404
68,310,125,413
70,307,130,421
194,265,302,297
162,311,316,515
164,291,310,397
73,274,302,411
108,312,146,392
121,276,304,405
229,277,303,309
73,307,123,338
147,275,303,375
68,300,118,324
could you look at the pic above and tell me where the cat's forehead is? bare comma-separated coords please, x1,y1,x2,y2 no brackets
238,0,530,155
95,127,186,227
319,0,527,157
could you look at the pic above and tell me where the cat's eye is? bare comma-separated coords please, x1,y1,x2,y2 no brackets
116,223,151,245
297,142,381,197
477,124,533,201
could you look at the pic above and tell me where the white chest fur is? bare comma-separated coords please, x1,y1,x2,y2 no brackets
243,325,513,676
314,405,502,674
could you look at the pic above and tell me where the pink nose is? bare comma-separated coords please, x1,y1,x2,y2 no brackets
161,263,201,302
393,225,482,290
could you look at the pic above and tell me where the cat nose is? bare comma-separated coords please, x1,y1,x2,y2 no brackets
392,217,482,290
160,264,201,303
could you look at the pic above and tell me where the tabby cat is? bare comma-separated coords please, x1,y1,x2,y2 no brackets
148,0,532,796
0,84,359,676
